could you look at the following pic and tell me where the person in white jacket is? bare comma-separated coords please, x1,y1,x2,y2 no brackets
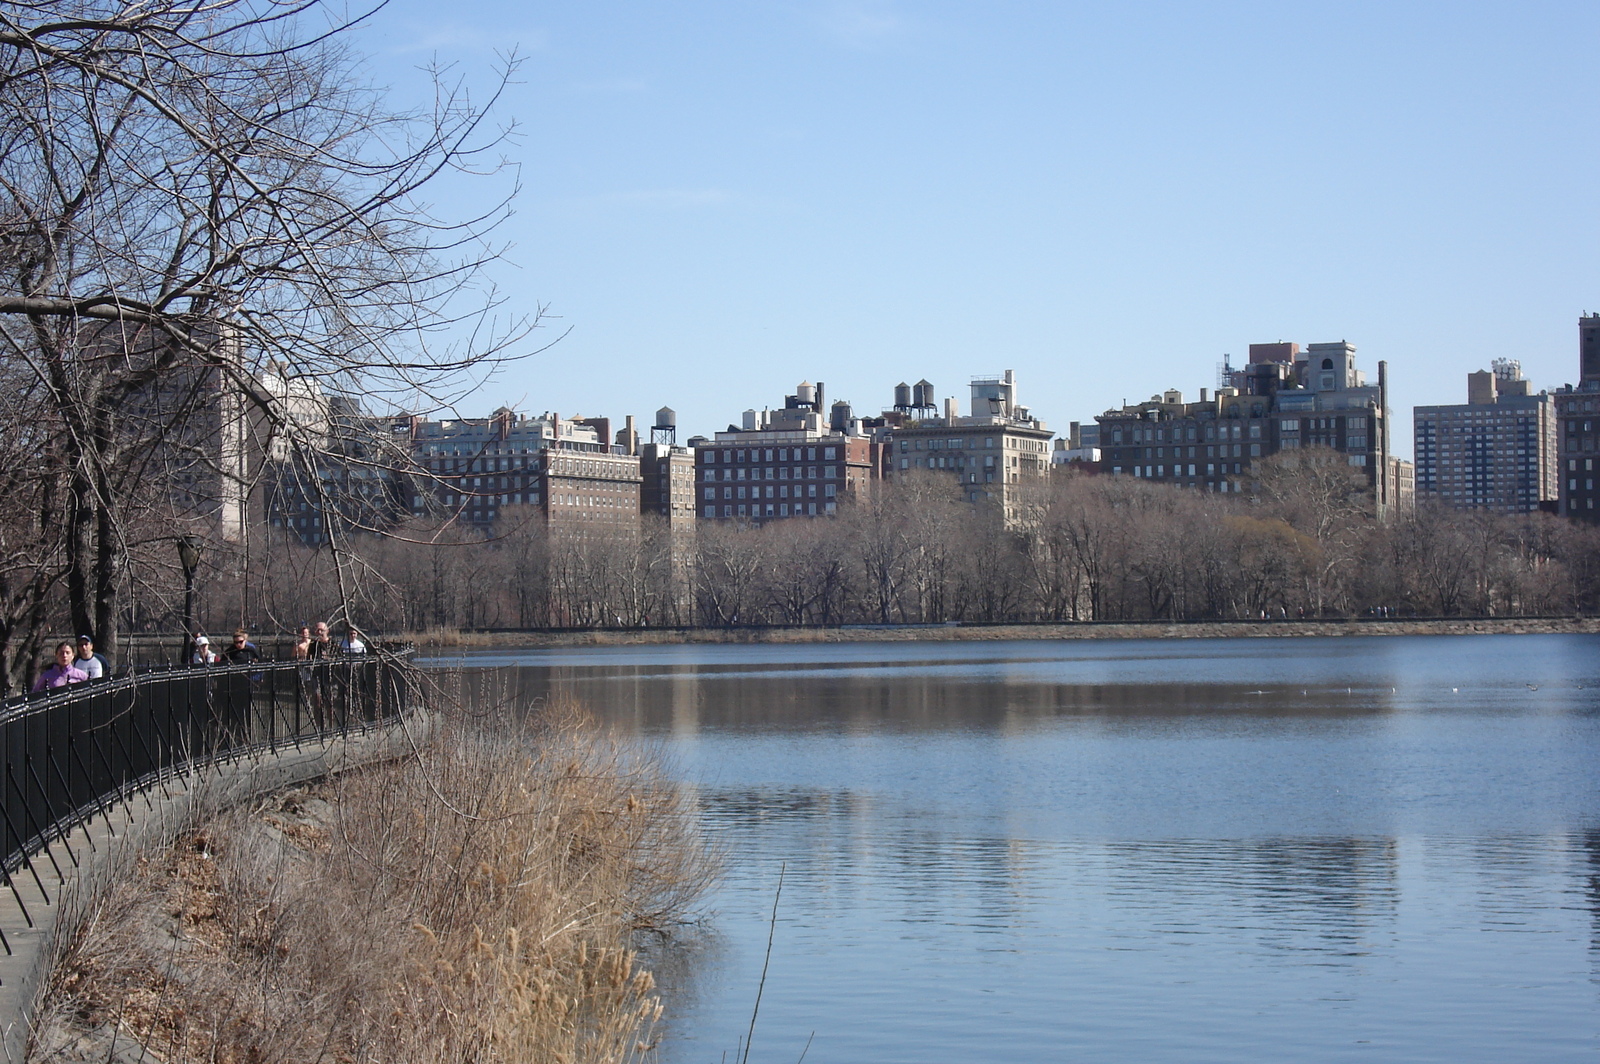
189,634,216,665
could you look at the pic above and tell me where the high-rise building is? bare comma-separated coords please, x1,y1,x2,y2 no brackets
1555,314,1600,522
1413,361,1558,514
1095,341,1394,512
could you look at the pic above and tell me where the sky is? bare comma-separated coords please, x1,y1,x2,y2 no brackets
350,1,1600,459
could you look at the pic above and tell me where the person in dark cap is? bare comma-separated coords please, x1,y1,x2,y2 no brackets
74,634,109,680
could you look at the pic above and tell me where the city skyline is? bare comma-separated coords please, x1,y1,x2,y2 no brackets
346,1,1600,461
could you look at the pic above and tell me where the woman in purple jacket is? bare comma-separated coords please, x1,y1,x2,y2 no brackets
32,642,88,692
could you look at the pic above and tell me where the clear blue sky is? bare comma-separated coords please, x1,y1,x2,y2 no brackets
353,1,1600,458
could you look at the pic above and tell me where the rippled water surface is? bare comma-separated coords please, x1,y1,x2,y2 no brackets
428,634,1600,1063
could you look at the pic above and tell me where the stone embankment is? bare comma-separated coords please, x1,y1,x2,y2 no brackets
408,616,1600,649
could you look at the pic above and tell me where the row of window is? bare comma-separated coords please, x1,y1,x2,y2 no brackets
1117,444,1257,459
899,454,999,470
893,435,1047,452
1109,413,1375,447
707,502,838,518
1281,416,1365,432
706,484,836,501
1119,463,1243,478
703,446,838,463
702,465,839,482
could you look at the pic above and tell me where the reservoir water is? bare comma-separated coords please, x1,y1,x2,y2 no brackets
426,633,1600,1063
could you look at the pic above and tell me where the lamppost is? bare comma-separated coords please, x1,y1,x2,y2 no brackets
178,535,201,640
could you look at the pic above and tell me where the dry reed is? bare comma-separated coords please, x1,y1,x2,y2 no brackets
28,700,718,1064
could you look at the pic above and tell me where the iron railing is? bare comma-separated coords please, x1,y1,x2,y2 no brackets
0,652,416,955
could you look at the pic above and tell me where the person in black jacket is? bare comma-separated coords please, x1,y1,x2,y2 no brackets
224,628,260,665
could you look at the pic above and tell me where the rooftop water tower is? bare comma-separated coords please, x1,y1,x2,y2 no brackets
652,406,677,446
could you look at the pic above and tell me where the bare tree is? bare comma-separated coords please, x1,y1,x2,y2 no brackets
1250,447,1373,615
0,0,527,688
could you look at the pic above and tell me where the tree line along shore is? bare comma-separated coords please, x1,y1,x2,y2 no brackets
393,615,1600,648
138,467,1599,650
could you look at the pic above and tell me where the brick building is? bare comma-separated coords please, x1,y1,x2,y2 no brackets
694,380,878,521
407,409,642,533
1095,341,1398,514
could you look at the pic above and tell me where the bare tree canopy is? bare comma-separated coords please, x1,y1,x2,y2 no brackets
0,0,528,688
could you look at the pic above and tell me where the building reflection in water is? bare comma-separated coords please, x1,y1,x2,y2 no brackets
442,660,1397,736
423,642,1600,1063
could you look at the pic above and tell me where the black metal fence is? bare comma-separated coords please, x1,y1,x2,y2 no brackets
0,653,416,955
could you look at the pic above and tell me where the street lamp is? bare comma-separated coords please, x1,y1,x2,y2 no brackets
178,535,202,639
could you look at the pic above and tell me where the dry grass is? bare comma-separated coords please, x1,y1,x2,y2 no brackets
28,703,718,1064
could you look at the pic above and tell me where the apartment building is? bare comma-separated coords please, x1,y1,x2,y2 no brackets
263,405,414,546
693,381,878,522
408,409,642,533
884,370,1053,513
1096,341,1396,513
1413,362,1558,514
1555,314,1600,523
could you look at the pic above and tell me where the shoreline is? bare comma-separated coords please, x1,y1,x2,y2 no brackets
401,616,1600,649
